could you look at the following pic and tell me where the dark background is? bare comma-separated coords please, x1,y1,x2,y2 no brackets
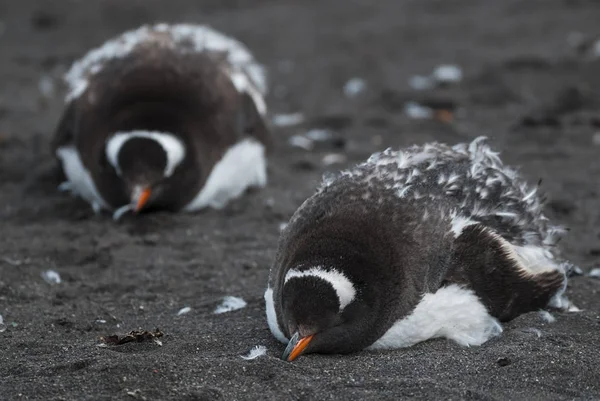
0,1,599,400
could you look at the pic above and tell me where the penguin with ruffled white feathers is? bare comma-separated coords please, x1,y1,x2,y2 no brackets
265,136,575,361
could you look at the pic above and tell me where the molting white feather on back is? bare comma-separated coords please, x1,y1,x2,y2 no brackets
64,23,267,115
368,284,502,349
315,136,566,251
106,131,186,176
450,214,477,238
285,267,357,310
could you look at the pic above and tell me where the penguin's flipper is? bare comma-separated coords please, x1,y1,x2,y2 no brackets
445,224,566,322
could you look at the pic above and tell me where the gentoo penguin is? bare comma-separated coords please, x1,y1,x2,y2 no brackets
265,136,575,361
51,23,272,219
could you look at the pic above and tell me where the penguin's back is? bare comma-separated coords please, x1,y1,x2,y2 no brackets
63,23,266,113
300,136,564,250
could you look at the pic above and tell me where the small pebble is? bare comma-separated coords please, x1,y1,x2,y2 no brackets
279,222,288,232
288,135,313,151
408,75,434,91
0,314,6,333
272,113,305,127
177,306,192,316
404,101,433,119
41,270,61,285
343,77,366,97
322,153,347,166
497,357,511,367
305,129,333,142
432,64,463,83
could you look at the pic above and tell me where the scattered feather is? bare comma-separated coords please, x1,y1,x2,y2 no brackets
95,319,107,324
432,64,463,83
343,77,366,97
539,311,556,323
272,113,305,127
408,75,434,91
592,132,600,146
214,296,247,314
288,135,314,151
305,129,333,142
177,306,192,316
589,268,600,278
322,153,347,166
241,345,267,360
0,314,5,333
404,101,433,119
41,270,61,285
522,327,542,338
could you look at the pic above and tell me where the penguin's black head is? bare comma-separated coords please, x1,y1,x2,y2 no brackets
280,267,373,361
105,130,186,216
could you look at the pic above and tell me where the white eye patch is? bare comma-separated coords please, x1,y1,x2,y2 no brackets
284,266,357,310
105,130,186,176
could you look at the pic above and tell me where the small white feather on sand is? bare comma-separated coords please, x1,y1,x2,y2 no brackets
272,113,305,127
404,101,433,119
214,296,247,314
522,328,542,338
343,77,366,97
241,345,267,360
288,135,314,150
41,270,61,285
539,310,556,323
432,64,463,83
177,306,192,316
588,268,600,278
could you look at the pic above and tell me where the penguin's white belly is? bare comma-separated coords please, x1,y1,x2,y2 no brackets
56,146,109,213
368,284,503,349
183,138,267,211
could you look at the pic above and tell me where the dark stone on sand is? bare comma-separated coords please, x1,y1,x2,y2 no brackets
30,10,60,30
497,357,511,367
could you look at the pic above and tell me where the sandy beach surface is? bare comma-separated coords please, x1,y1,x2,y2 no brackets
0,1,599,400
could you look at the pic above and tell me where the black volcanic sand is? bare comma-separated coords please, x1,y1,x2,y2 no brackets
1,1,600,400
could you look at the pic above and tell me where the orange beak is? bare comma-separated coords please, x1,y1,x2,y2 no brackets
282,332,314,362
135,188,152,213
